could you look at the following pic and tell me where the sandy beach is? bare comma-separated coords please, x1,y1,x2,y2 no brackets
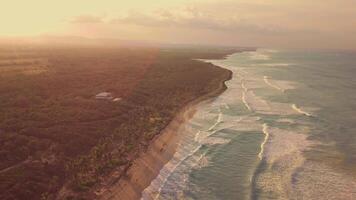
98,66,232,200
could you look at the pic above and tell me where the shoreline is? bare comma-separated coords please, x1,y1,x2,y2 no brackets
98,60,233,200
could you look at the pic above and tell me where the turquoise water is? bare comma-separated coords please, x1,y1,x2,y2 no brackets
142,49,356,200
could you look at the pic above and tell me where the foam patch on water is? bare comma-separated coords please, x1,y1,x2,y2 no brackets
230,125,262,133
201,137,231,145
264,76,284,91
254,126,312,199
273,79,297,90
194,115,261,142
292,104,313,116
232,71,299,116
207,110,223,131
262,76,297,93
258,63,295,67
261,101,298,116
244,90,269,112
258,124,269,160
243,78,266,91
141,142,204,200
141,114,208,200
291,161,356,200
239,66,297,92
142,101,241,199
214,116,262,133
242,91,252,111
262,49,280,53
248,52,271,61
238,86,298,116
262,127,311,163
193,153,210,169
143,53,325,200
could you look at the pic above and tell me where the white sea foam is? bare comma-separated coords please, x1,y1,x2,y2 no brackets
292,161,356,200
255,126,312,199
143,103,233,199
263,49,280,53
263,127,310,164
292,104,312,116
263,102,299,116
143,53,324,200
237,72,297,115
193,152,210,169
223,103,230,109
241,80,248,92
235,72,245,80
258,124,269,160
263,76,284,92
244,90,270,112
237,72,302,116
242,91,252,111
142,143,203,200
202,137,231,145
249,52,271,60
194,131,201,142
239,69,249,75
259,63,294,67
223,116,262,132
242,75,268,91
207,110,223,131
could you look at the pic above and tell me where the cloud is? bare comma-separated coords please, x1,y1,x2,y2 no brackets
65,0,356,49
69,15,105,24
110,6,314,36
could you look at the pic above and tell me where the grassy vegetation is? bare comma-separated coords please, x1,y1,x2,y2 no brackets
0,44,241,199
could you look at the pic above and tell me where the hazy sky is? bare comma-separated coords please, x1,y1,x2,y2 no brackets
1,0,356,49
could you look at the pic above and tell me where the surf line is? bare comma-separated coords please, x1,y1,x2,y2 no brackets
241,80,248,92
241,80,252,111
207,109,223,131
194,150,209,169
292,104,312,116
263,76,284,92
258,123,269,160
151,144,203,200
242,91,252,111
194,130,201,142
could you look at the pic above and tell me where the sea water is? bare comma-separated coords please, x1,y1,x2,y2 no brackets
142,49,356,200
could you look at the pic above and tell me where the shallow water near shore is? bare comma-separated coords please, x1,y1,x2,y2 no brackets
142,49,356,200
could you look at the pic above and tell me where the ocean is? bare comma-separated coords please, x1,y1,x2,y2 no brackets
141,49,356,200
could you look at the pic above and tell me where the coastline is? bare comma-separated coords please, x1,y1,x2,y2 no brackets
98,61,233,200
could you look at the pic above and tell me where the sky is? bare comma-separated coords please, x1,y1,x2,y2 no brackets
1,0,356,49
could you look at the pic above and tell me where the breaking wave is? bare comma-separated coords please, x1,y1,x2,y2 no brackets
207,110,223,131
263,76,284,92
292,104,312,116
258,124,269,160
258,63,294,67
142,49,353,200
248,52,271,61
242,91,252,111
253,126,312,200
292,161,356,200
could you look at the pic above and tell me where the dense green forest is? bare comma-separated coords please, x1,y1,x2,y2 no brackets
0,45,240,199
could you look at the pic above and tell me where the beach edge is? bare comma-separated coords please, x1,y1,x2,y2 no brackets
98,58,234,200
